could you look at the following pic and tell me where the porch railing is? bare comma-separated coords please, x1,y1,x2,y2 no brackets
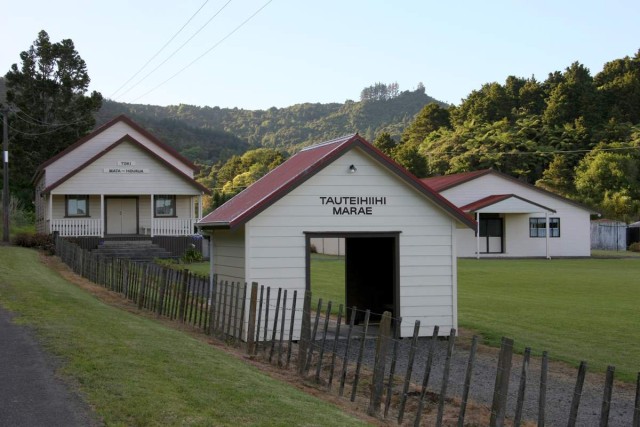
50,218,103,237
151,218,197,236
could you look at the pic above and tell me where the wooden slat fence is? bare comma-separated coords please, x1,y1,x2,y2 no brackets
54,237,640,426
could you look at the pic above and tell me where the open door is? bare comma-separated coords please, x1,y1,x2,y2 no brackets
345,235,398,322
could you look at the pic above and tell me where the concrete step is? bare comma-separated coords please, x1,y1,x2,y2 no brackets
91,240,175,262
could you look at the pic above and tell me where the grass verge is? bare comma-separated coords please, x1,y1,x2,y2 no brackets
184,254,640,382
0,247,368,426
457,257,640,382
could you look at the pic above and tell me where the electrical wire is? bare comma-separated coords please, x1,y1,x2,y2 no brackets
110,0,212,99
128,0,273,104
425,146,640,156
116,0,234,101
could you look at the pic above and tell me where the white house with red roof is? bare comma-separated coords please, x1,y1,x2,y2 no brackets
34,115,210,239
197,134,476,338
421,169,596,258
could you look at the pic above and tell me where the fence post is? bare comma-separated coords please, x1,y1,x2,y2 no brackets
490,337,514,427
600,365,615,427
568,361,588,427
178,269,189,322
457,335,478,427
397,320,421,424
350,309,370,402
539,351,548,426
314,301,332,382
297,291,312,376
304,299,323,375
367,310,392,417
435,328,457,427
633,371,639,427
156,267,168,316
246,282,258,355
514,347,531,427
137,263,148,310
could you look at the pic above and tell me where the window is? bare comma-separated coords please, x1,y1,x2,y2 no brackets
66,195,89,217
529,217,560,238
154,195,176,217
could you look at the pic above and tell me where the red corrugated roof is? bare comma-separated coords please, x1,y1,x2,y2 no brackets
199,134,476,230
421,169,597,214
459,194,513,212
420,169,491,191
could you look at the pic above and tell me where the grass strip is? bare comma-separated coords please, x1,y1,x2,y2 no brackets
0,247,368,426
457,257,640,382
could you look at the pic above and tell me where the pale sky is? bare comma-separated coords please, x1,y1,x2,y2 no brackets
2,0,639,110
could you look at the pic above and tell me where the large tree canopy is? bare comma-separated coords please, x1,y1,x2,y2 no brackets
379,51,640,220
3,30,102,206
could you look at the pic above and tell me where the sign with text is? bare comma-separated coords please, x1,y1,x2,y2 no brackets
320,196,387,215
103,168,149,174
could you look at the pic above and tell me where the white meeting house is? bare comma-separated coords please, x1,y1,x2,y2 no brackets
34,115,210,239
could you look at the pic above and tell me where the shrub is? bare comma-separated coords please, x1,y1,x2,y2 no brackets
629,242,640,252
12,232,54,252
181,245,203,263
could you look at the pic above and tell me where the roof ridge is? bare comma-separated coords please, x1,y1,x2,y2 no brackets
300,134,358,151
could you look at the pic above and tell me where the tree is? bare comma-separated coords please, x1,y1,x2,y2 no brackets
574,145,640,219
543,62,600,127
210,148,286,209
391,142,428,177
401,103,451,145
594,50,640,123
373,132,397,156
4,30,102,205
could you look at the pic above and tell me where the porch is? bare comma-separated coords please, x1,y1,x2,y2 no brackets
49,217,200,237
44,193,204,238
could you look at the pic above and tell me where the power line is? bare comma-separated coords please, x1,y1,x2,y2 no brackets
129,0,273,104
110,0,211,99
116,0,234,101
426,146,640,156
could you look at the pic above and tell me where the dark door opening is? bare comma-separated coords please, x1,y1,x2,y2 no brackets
346,236,396,322
479,214,504,254
306,232,399,325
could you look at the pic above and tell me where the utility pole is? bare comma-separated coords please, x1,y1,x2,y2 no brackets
2,108,9,243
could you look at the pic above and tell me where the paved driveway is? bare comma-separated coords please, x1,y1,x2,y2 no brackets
0,307,98,426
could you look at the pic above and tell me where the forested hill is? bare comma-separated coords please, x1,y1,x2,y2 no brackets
96,86,444,165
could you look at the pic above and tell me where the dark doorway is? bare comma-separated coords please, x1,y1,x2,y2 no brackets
306,232,399,325
479,214,503,254
346,236,397,322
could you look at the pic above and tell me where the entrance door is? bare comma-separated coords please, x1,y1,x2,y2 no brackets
479,215,503,253
345,236,397,322
106,198,138,235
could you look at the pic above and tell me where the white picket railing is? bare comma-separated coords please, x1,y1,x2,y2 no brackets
50,218,103,237
151,218,197,236
49,218,198,237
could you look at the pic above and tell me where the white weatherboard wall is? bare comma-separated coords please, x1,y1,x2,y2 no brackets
44,122,193,186
243,147,459,339
211,227,246,285
442,174,591,257
53,142,197,196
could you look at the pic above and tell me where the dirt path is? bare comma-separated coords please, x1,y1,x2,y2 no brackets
328,328,638,426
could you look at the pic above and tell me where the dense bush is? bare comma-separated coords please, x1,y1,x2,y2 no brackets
12,232,54,253
629,242,640,252
182,246,203,263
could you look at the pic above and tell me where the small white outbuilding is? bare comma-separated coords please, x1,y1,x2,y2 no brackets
197,135,475,338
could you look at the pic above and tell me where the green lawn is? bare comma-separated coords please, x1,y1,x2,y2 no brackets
0,247,367,426
306,253,639,382
310,253,346,313
457,257,640,382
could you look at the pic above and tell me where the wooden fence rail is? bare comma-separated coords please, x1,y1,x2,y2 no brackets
54,236,640,426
